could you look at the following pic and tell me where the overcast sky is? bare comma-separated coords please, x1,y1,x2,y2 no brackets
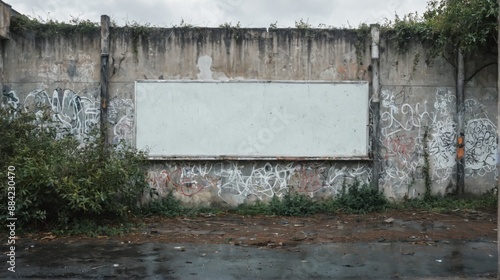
11,0,429,28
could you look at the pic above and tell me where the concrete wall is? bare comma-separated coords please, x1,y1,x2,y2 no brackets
1,13,497,205
107,28,372,206
378,38,497,199
0,0,11,39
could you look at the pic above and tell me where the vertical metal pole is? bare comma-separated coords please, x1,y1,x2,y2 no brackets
371,24,380,190
456,50,465,195
100,15,110,145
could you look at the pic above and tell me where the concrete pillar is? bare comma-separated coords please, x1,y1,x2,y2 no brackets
370,24,380,190
100,15,110,145
0,1,11,40
456,50,465,195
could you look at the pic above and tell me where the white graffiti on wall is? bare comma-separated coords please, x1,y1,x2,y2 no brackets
4,88,100,140
2,90,20,110
108,98,134,144
147,162,371,204
2,90,21,119
463,99,497,177
428,117,457,182
148,163,219,198
434,88,455,115
380,88,457,191
380,89,497,195
464,118,496,177
215,162,293,203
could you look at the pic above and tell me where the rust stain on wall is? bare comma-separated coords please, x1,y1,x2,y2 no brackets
456,133,464,160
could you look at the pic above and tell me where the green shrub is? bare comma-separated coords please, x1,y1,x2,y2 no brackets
233,199,271,216
337,181,388,214
0,106,149,230
393,190,498,212
268,191,322,216
141,191,185,217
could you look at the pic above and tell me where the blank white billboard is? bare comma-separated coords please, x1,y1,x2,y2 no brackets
135,81,369,159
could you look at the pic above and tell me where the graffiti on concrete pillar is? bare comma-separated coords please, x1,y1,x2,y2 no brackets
108,97,134,145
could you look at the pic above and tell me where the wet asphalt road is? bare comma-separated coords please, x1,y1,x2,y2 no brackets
1,240,497,279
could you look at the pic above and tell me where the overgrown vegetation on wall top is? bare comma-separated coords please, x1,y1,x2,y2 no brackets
384,0,498,56
10,14,99,37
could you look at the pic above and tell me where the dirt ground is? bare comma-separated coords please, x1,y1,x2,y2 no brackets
25,207,498,248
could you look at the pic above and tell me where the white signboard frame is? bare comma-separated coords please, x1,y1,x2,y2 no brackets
135,80,369,160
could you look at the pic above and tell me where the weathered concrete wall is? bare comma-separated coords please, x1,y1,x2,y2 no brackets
378,37,497,200
107,28,373,205
463,50,498,195
147,161,371,207
0,1,11,39
107,28,370,145
1,17,497,205
2,29,101,140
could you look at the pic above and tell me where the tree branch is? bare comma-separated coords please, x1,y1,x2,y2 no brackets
464,61,498,84
442,53,457,69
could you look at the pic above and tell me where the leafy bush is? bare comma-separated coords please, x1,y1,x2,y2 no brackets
235,191,335,217
0,106,149,230
337,181,388,214
268,192,321,216
384,0,498,56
